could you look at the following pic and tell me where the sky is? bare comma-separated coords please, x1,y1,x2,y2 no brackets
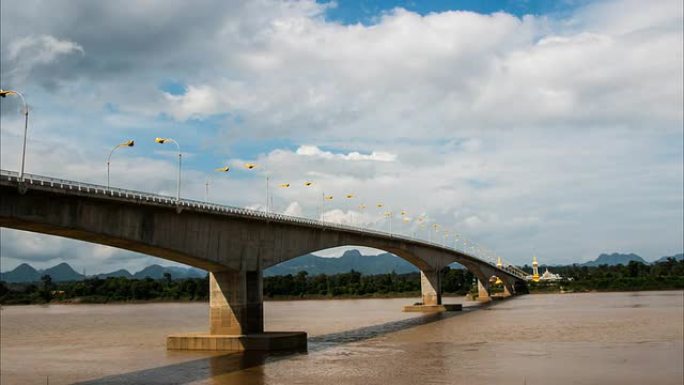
0,0,682,274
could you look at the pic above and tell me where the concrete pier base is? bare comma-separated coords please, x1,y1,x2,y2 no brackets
403,304,462,312
167,332,307,351
478,279,492,303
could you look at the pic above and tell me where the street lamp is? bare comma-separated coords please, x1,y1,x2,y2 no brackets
322,194,334,221
384,210,393,235
0,89,29,181
155,137,181,202
106,140,134,190
429,223,440,243
345,193,355,225
206,166,230,202
242,163,268,212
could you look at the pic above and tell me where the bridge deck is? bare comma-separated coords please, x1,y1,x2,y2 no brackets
0,169,527,280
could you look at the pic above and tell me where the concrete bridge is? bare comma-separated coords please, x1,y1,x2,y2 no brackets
0,170,527,351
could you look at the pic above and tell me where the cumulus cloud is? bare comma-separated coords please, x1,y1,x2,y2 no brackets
7,34,83,63
3,34,84,85
0,0,681,271
296,145,397,162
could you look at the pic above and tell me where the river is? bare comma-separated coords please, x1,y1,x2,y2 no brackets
1,291,682,385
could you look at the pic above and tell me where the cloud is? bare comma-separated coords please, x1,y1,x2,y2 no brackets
7,34,84,63
0,0,681,270
295,145,397,162
3,34,84,86
283,201,303,216
163,85,223,120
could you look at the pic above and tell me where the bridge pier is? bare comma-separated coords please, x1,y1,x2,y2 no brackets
404,270,461,312
477,279,492,302
421,270,442,306
502,281,514,298
209,270,263,335
168,270,307,351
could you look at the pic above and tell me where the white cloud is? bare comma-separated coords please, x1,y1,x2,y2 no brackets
283,201,303,216
295,145,397,162
4,34,83,83
0,0,681,270
163,85,223,120
7,34,83,62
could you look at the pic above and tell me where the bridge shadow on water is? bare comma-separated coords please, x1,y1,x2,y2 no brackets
74,305,486,385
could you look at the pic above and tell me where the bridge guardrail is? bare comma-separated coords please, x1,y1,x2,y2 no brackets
0,169,526,279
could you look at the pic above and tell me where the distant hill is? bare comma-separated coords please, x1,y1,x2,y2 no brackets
1,263,206,283
20,249,684,282
0,263,41,283
582,253,647,266
654,253,684,263
44,263,84,281
132,264,206,279
264,249,420,276
0,262,83,283
96,269,133,279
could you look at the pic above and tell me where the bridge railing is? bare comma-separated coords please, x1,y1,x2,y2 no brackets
0,169,526,279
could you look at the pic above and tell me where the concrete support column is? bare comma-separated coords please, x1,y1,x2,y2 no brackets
169,269,306,351
477,279,491,302
209,270,263,335
421,270,442,306
502,282,514,298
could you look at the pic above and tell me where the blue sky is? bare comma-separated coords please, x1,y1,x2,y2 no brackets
0,0,682,273
319,0,591,24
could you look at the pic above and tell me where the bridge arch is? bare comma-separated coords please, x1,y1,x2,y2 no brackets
1,173,526,351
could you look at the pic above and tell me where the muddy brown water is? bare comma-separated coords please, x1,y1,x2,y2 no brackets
1,291,682,385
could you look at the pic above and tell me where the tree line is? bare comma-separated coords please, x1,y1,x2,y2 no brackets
0,268,474,304
524,258,684,292
263,268,474,298
1,259,682,305
0,273,209,305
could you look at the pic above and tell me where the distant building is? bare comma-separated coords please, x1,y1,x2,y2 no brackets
525,256,563,282
540,268,562,282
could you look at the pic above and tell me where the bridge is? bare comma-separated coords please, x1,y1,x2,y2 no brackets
0,169,528,351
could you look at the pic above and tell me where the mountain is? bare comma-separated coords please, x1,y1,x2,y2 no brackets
0,262,83,283
654,253,684,263
264,249,420,276
43,263,84,282
582,253,647,267
96,269,133,279
0,263,41,283
1,263,206,283
132,264,206,279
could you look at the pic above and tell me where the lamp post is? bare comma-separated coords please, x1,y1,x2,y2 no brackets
242,163,264,211
384,210,393,235
322,193,334,221
106,140,134,190
303,181,314,218
0,89,29,181
206,166,230,202
345,194,354,225
357,203,366,228
155,137,181,202
429,223,439,243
